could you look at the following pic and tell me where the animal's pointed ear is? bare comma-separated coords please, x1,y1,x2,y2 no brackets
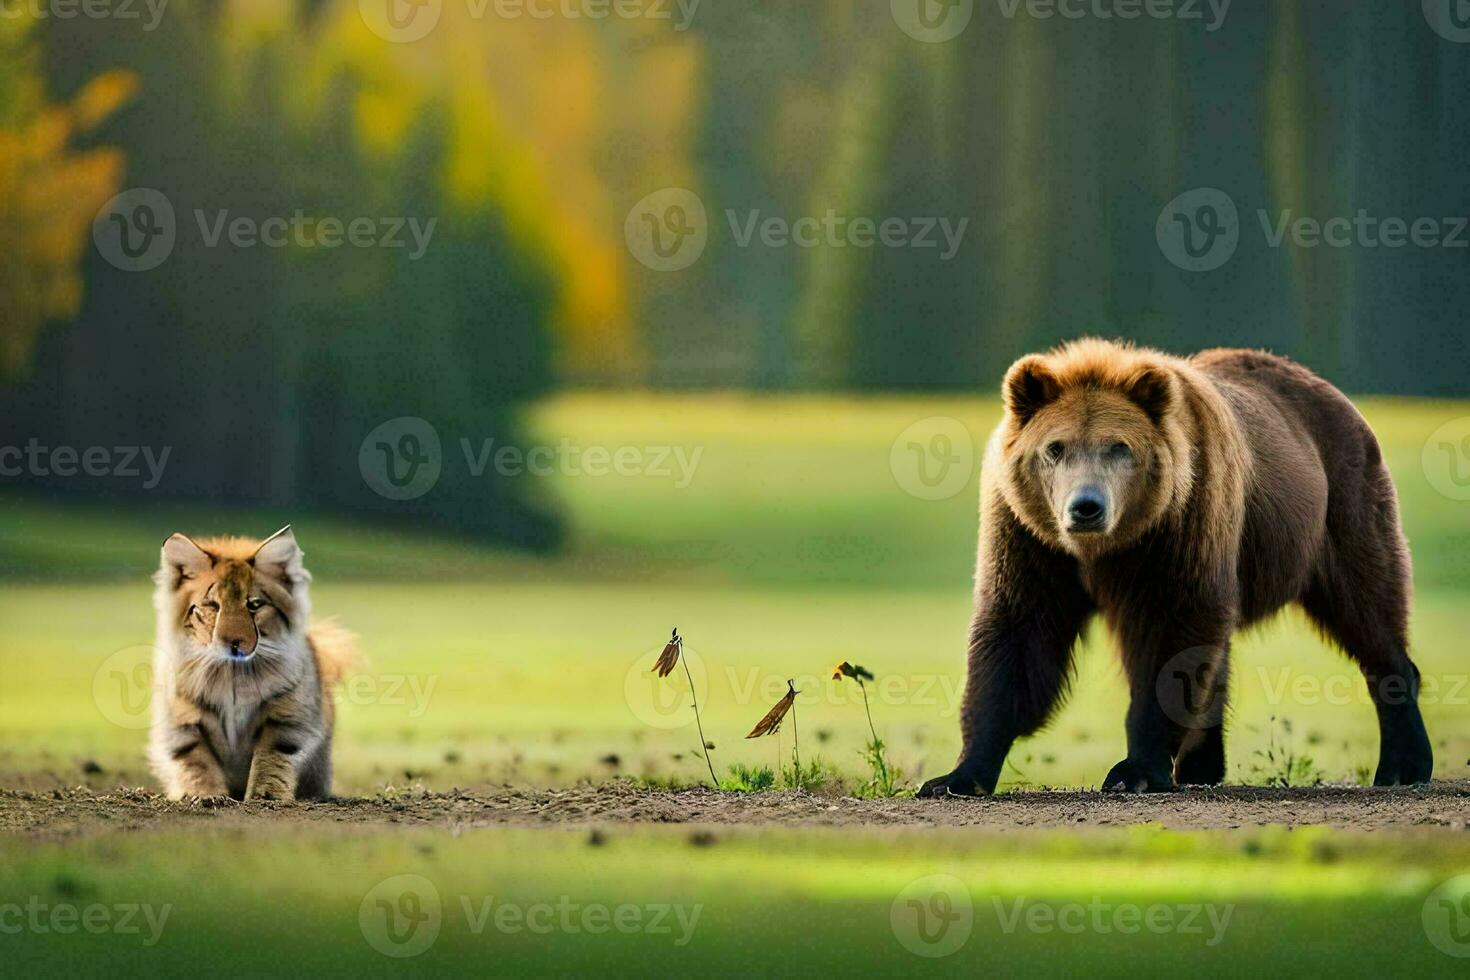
1003,355,1062,426
160,533,211,587
1124,365,1176,423
253,525,307,587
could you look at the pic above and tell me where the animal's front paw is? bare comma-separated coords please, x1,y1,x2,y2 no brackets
1102,758,1175,793
174,792,232,805
917,767,988,799
245,781,295,802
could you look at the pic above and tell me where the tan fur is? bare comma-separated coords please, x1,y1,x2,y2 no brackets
999,338,1249,572
148,527,359,801
307,619,362,730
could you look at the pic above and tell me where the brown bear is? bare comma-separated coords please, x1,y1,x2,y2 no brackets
918,339,1434,796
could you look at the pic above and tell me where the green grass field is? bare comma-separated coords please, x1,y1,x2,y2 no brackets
2,393,1468,974
3,393,1467,792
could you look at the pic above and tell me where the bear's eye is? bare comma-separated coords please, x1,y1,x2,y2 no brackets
1108,442,1132,460
246,597,267,612
1044,441,1065,462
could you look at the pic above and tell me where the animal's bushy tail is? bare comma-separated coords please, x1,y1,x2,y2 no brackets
307,618,363,688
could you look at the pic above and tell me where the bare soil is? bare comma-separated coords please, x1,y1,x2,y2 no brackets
2,780,1468,842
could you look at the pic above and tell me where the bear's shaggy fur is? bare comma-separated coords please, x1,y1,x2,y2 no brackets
919,339,1433,796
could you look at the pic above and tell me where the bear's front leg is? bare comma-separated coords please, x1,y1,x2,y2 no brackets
919,506,1093,798
918,601,1092,797
1103,709,1179,793
1107,611,1232,793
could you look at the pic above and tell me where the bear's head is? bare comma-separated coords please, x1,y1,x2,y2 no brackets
998,339,1193,557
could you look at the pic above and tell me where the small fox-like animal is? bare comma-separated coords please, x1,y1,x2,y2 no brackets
149,526,358,801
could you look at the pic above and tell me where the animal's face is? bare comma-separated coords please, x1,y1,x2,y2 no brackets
156,527,310,666
1001,353,1180,556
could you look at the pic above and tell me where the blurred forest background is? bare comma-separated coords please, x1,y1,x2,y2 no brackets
2,1,1468,543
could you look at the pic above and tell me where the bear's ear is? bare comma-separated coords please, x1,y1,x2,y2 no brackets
1003,355,1062,425
1123,365,1175,423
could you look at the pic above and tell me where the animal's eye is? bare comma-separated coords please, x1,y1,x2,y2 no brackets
1109,442,1133,459
246,598,266,612
1044,441,1065,462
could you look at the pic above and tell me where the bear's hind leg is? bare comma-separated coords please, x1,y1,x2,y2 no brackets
1300,570,1432,786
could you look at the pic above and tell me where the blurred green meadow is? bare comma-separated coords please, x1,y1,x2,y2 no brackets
3,822,1467,977
2,392,1467,794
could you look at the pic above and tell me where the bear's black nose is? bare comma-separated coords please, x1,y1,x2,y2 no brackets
1067,487,1107,531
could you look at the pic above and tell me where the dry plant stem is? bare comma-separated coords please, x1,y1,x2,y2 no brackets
792,689,801,780
859,679,878,742
859,679,889,788
683,655,718,787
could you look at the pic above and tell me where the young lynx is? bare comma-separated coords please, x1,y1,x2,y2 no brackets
150,526,358,801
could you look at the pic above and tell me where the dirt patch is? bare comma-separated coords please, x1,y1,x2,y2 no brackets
2,781,1468,841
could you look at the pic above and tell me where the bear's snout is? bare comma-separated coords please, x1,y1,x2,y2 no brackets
1066,486,1108,533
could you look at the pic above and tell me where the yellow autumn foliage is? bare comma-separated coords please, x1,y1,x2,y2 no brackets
1,5,702,384
320,8,703,382
0,62,137,377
